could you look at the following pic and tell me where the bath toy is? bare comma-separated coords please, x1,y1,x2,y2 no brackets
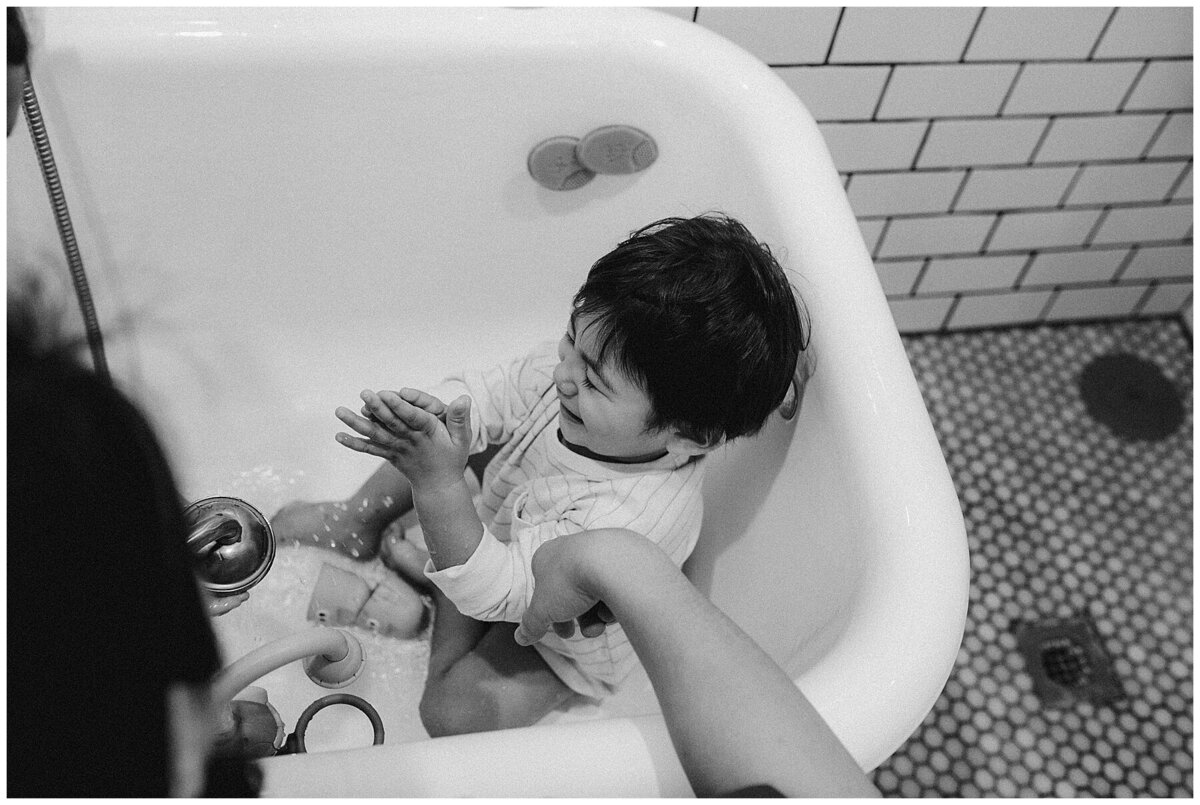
283,694,386,754
354,574,428,638
307,563,371,626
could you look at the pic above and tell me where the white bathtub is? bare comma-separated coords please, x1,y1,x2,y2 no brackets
7,7,969,796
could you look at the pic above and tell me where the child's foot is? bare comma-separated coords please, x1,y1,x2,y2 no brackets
271,500,382,560
380,526,433,593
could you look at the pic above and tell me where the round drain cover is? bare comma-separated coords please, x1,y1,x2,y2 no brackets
1078,353,1184,441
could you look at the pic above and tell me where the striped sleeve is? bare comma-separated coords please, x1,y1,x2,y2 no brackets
423,518,579,622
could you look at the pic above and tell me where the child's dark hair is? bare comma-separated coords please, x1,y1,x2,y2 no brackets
572,213,809,446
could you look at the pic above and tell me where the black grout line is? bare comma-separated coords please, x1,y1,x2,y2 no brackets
870,236,1192,265
1164,160,1193,201
913,309,1192,334
855,197,1193,223
910,120,934,171
940,293,963,331
1130,281,1159,317
1112,245,1140,284
959,8,986,63
1083,206,1112,247
814,107,1189,127
872,240,1154,263
996,62,1025,117
1140,112,1174,159
884,276,1195,302
1117,60,1152,113
1011,251,1039,290
948,168,973,212
1088,8,1121,62
910,257,933,297
1037,288,1060,322
1058,165,1088,208
844,155,1192,178
870,65,895,121
871,218,893,261
1027,116,1056,164
980,212,1005,252
768,54,1192,69
822,7,845,66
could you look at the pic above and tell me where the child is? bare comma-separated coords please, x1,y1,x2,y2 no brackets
272,213,809,736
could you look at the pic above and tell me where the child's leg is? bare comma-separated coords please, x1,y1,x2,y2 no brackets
420,589,577,737
380,527,434,593
271,462,413,560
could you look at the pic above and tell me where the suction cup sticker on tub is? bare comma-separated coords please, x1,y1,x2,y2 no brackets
576,125,658,175
528,136,595,191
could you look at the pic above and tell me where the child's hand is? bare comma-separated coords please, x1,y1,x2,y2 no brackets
362,387,446,426
335,389,473,494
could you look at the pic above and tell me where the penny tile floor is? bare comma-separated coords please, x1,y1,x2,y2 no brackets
872,318,1193,798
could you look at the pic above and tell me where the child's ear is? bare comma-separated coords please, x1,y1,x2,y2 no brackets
665,430,723,457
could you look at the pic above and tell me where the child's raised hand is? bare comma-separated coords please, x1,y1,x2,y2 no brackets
363,387,446,424
336,389,473,494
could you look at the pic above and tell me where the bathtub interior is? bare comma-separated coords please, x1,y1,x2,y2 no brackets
7,7,962,779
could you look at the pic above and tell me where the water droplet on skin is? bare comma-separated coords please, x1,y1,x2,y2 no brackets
362,498,370,508
324,524,331,532
383,496,394,508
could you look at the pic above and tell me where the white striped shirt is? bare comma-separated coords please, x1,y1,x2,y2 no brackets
425,341,706,698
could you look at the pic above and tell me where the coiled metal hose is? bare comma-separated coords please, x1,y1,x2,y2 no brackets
21,71,110,384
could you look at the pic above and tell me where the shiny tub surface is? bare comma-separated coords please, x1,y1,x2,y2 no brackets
8,7,968,796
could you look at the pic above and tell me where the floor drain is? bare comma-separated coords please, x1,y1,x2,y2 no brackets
1014,615,1125,709
1078,352,1184,441
1040,639,1092,688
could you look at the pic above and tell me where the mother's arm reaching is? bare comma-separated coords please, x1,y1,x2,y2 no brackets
515,529,882,799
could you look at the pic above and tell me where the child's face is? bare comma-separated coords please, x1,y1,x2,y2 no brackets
554,312,673,461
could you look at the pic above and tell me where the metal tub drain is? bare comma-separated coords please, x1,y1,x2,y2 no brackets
1013,615,1126,709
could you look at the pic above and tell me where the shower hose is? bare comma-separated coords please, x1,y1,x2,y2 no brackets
21,71,111,384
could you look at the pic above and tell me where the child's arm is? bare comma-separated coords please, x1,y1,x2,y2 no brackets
515,530,882,799
335,389,483,569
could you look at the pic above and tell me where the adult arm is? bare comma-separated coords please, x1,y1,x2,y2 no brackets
515,529,882,798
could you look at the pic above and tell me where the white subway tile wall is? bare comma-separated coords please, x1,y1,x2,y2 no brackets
1121,244,1194,281
955,166,1078,211
687,5,1193,332
963,7,1112,62
948,289,1054,329
1147,112,1193,158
